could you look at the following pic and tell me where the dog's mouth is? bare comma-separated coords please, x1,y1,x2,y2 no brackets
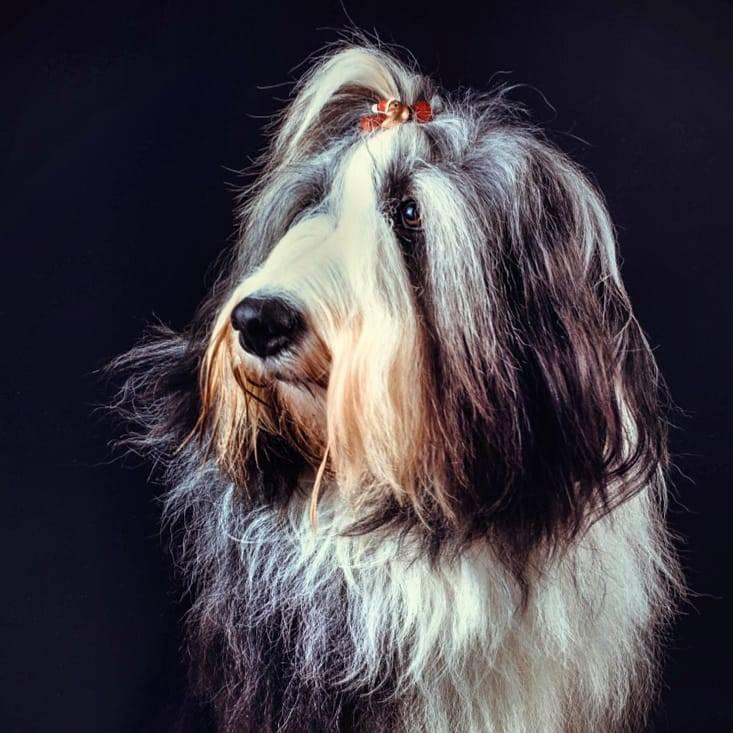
255,366,330,394
234,329,330,394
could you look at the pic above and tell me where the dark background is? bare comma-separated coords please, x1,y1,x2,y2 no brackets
2,1,731,730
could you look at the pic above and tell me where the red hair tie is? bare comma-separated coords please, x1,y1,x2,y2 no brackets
359,98,433,133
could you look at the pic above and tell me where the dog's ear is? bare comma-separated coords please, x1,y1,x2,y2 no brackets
427,135,668,565
109,325,204,464
267,46,421,168
493,145,667,554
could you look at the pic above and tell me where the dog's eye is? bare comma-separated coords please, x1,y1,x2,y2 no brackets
398,199,421,230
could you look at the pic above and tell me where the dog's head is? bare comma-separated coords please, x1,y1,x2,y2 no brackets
177,45,666,566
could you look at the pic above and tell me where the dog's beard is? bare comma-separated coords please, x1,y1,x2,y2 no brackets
197,293,439,526
194,305,327,485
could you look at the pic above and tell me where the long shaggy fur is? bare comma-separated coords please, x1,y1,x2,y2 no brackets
113,41,681,733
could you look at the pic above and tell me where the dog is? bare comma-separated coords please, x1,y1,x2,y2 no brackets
115,42,681,733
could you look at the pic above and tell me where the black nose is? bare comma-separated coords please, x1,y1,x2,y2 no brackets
230,295,304,358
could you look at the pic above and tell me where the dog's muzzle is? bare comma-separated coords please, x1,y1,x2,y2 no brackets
231,295,304,359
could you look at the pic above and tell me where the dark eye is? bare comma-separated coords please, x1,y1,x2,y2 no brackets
398,199,421,230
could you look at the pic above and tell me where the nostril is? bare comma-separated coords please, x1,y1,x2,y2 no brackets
230,295,304,358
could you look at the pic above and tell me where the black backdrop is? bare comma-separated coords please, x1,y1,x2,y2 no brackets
2,1,731,731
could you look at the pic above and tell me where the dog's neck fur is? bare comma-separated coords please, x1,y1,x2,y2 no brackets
166,450,673,733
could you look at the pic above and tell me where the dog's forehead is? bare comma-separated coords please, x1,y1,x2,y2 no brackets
338,126,430,201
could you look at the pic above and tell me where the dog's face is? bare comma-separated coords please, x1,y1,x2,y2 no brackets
196,47,665,563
